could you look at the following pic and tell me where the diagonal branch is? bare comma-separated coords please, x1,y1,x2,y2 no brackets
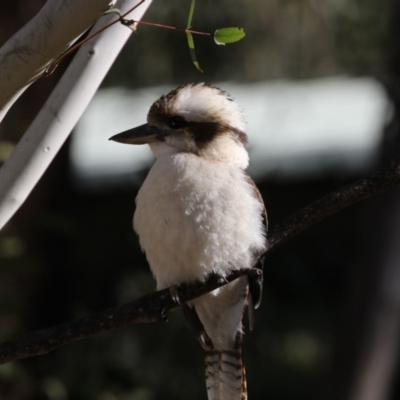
0,269,261,365
266,157,400,253
0,0,152,230
1,157,400,365
0,0,113,120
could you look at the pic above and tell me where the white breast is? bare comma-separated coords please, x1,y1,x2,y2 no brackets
134,152,266,289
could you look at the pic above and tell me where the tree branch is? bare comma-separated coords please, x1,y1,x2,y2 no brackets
0,269,261,365
0,0,152,230
266,157,400,252
0,0,113,120
1,157,400,365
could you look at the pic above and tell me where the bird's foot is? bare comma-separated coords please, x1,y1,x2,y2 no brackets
160,308,169,322
169,284,182,305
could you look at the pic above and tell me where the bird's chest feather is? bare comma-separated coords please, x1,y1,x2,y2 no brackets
134,153,265,289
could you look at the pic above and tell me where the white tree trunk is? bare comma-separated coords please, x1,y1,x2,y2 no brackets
0,0,152,229
0,0,114,120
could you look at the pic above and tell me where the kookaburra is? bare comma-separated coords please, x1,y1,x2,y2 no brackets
110,83,267,400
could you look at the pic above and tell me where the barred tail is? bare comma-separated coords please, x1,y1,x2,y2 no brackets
205,338,220,400
205,333,247,400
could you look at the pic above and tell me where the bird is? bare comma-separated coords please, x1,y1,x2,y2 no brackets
109,83,267,400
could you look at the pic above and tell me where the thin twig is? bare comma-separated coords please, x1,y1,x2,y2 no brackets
128,19,211,36
45,0,145,76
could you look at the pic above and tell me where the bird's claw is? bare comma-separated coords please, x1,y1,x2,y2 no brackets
160,308,169,322
170,284,181,305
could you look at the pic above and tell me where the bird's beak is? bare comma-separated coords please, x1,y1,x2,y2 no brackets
109,123,168,145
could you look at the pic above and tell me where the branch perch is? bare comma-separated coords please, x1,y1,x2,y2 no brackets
0,269,261,365
1,157,400,365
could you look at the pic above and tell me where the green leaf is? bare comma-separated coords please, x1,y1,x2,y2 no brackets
186,31,203,72
187,0,195,29
103,8,121,16
185,0,202,71
214,27,246,45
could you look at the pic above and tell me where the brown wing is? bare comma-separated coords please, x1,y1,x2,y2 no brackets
244,173,268,240
244,174,267,330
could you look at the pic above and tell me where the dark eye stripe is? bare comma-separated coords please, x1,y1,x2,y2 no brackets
168,116,187,129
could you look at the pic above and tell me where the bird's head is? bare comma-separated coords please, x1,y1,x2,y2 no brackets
109,83,249,167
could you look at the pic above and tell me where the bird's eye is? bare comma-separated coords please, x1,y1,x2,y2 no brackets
168,116,187,130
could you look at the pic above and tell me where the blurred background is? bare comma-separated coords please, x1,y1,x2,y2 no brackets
1,0,400,399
